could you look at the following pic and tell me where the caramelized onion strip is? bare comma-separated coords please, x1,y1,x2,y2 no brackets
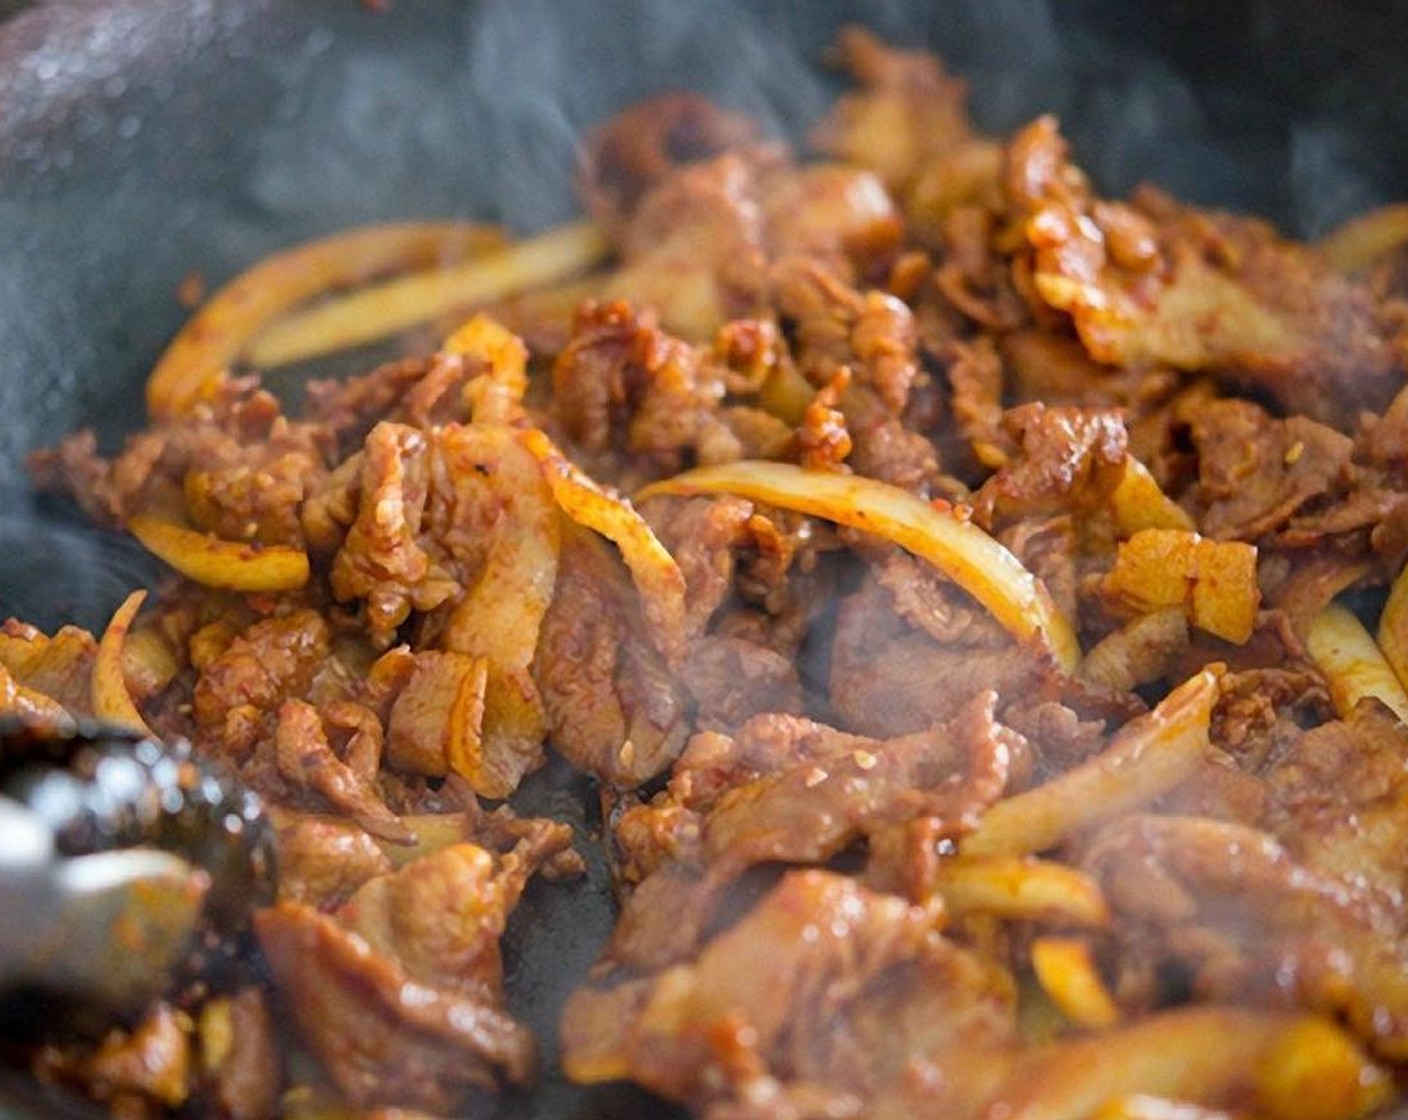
0,665,74,731
444,312,530,426
127,513,310,593
91,589,154,736
1104,530,1258,645
520,428,687,663
1030,936,1121,1029
1375,561,1408,698
961,668,1219,857
638,460,1080,671
438,426,560,798
1110,458,1195,536
996,1008,1388,1120
1317,203,1408,273
1308,602,1408,721
933,856,1110,928
246,220,611,371
147,223,507,418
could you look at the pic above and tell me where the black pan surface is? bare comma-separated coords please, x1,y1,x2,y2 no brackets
4,2,1408,1118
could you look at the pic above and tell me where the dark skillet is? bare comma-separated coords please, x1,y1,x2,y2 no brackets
3,2,1408,1118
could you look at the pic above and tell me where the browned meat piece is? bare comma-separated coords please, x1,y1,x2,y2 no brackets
869,551,1014,649
302,356,439,450
180,407,329,548
1001,328,1179,417
0,620,98,716
533,528,688,787
484,812,585,881
972,402,1128,526
811,26,976,194
701,691,1012,869
39,1003,194,1114
1181,396,1353,540
274,698,412,844
829,572,1046,737
1207,663,1328,759
833,384,939,492
426,424,560,796
795,367,853,471
1007,117,1403,427
562,870,1016,1113
1256,555,1371,640
756,162,904,283
255,901,536,1113
344,844,512,999
944,335,1011,472
680,634,804,733
605,155,773,341
31,380,330,546
1260,701,1408,898
1356,383,1408,482
643,493,757,632
772,256,919,415
338,821,574,1003
326,417,563,653
587,105,905,339
770,257,939,491
319,420,559,796
191,608,333,766
663,713,865,813
678,694,1008,870
1086,814,1408,1059
604,695,1017,974
999,512,1083,627
998,695,1110,779
199,989,281,1120
275,813,395,910
578,94,769,228
641,492,826,723
327,421,457,645
928,201,1029,329
1283,486,1408,542
550,298,738,484
594,862,722,975
27,426,141,526
383,650,487,777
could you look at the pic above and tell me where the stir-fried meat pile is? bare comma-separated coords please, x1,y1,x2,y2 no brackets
11,26,1408,1120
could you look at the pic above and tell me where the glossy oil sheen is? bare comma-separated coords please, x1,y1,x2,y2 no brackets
2,2,1408,1117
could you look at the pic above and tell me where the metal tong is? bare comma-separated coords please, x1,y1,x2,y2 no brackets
0,718,275,1030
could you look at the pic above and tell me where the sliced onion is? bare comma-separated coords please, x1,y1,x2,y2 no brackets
128,513,310,593
438,426,559,798
961,667,1219,857
1030,936,1121,1028
246,220,611,371
638,460,1080,671
1110,457,1194,535
520,428,687,663
1308,602,1408,722
0,665,74,731
933,856,1110,928
1375,561,1408,698
443,312,530,426
1104,529,1259,645
1317,203,1408,273
147,223,507,419
997,1008,1386,1120
91,589,154,736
